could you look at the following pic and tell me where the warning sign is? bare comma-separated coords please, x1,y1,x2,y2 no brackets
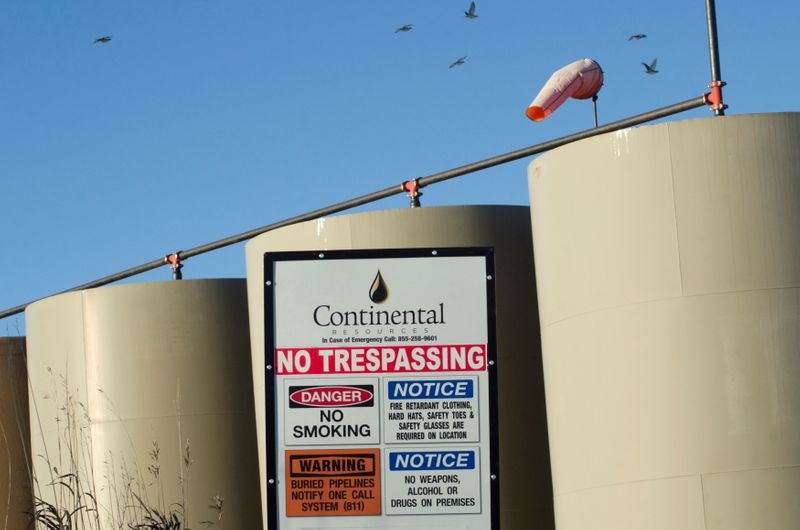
284,377,380,446
285,448,381,516
384,377,479,444
384,448,481,515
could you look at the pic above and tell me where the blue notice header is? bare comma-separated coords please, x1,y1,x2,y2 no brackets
387,379,474,400
389,451,476,471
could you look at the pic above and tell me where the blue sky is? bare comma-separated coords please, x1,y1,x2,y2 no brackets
2,0,798,332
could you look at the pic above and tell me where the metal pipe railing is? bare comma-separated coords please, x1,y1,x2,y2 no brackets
0,94,709,321
416,95,707,189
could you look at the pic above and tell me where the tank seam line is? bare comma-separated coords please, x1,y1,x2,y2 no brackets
700,473,709,530
666,124,686,298
553,472,700,496
553,463,800,497
700,463,800,477
541,285,800,328
84,411,251,426
80,291,99,481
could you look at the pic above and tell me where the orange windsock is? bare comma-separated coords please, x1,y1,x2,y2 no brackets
526,58,604,121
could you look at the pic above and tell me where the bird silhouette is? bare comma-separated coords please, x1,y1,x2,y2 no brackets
94,36,112,44
395,24,413,33
464,2,478,18
642,58,658,74
449,56,466,69
628,34,647,41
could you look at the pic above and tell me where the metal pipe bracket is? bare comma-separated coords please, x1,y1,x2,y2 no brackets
165,252,184,280
401,179,423,208
705,80,728,112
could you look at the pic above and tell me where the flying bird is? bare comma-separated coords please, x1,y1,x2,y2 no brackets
464,2,478,18
628,34,647,41
395,24,413,33
449,56,466,69
94,36,112,44
642,58,658,74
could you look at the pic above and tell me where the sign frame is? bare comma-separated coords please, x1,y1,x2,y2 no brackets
264,247,499,530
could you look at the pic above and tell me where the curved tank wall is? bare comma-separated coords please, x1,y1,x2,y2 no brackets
0,337,32,529
25,280,261,529
245,205,553,530
528,113,800,530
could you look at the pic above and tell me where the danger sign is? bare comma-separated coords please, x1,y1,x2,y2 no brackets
285,448,381,516
284,377,380,446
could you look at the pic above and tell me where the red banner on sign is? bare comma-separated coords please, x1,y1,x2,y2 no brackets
275,344,487,375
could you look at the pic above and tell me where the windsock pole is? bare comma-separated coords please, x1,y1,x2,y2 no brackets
705,0,726,115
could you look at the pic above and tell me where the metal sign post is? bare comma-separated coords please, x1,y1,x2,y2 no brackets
264,248,499,530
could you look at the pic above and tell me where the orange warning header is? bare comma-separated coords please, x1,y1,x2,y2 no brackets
285,448,381,517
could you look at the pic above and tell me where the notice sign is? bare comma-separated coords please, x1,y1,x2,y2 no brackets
265,248,498,530
384,377,479,443
384,448,481,515
285,448,381,516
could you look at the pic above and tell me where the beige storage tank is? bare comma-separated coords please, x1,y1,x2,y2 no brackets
25,280,261,529
528,113,800,530
0,337,32,529
245,205,553,529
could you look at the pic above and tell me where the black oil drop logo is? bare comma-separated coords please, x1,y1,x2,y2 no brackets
368,271,389,303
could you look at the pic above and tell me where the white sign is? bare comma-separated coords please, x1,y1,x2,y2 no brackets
384,448,481,515
284,377,380,446
383,376,480,444
266,248,498,530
